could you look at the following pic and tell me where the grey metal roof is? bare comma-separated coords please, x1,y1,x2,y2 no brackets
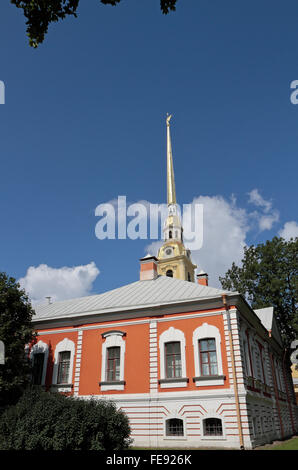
254,307,274,331
33,275,229,322
254,306,283,346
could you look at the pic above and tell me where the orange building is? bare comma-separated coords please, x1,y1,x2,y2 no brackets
30,117,298,449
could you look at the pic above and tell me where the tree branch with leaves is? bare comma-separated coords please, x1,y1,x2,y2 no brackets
219,236,298,348
11,0,178,48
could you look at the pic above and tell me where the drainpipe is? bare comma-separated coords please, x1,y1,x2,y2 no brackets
222,294,244,449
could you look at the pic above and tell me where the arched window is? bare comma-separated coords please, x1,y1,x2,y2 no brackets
100,331,126,391
159,327,188,388
52,338,75,392
166,418,184,436
30,340,49,387
187,272,191,282
203,418,223,436
166,269,173,278
192,323,224,386
169,230,172,239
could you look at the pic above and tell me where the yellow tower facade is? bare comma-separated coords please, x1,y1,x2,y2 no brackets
157,115,197,282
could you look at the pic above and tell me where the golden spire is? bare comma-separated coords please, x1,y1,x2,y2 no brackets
157,114,197,282
166,113,177,206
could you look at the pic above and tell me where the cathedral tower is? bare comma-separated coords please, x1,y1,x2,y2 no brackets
157,115,197,281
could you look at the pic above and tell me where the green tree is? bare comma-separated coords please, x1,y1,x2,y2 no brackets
11,0,178,48
0,387,132,450
219,237,298,348
0,272,35,408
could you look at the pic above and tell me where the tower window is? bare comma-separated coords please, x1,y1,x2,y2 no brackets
169,230,172,239
166,269,173,278
187,272,191,282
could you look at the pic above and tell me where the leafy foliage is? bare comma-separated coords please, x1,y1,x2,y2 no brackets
10,0,178,48
0,387,132,450
0,272,35,408
219,237,298,347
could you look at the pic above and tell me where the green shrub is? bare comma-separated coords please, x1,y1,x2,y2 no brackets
0,387,132,450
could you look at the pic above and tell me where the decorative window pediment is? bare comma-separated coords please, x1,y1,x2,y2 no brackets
159,327,188,388
51,338,75,393
99,331,126,391
192,323,225,387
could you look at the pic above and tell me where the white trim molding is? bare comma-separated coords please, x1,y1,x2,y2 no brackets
192,323,225,387
159,327,188,388
30,340,49,386
51,337,75,393
100,331,126,391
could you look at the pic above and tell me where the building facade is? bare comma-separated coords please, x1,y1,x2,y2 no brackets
31,117,298,449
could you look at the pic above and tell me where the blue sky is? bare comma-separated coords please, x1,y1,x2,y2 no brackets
0,0,297,303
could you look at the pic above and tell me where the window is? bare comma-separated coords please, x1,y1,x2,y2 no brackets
242,338,251,376
166,269,173,277
252,417,257,437
199,338,218,376
193,324,224,386
203,418,223,436
169,230,172,239
51,338,75,392
30,340,49,387
57,351,71,384
187,272,191,282
32,352,45,385
165,342,182,378
106,346,120,381
166,418,184,436
159,327,188,388
100,331,126,391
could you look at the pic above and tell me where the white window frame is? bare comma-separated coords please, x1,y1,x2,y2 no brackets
159,327,188,388
51,338,75,393
100,331,126,391
192,323,224,386
30,340,49,386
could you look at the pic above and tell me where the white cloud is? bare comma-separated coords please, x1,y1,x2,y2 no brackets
248,188,279,231
18,262,100,305
248,188,272,212
278,221,298,241
258,211,280,231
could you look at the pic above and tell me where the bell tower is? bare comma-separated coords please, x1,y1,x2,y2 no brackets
157,115,197,282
